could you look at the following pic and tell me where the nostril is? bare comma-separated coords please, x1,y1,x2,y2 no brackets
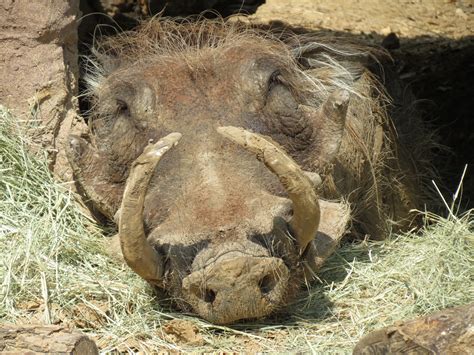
203,288,216,303
188,285,217,304
259,274,277,295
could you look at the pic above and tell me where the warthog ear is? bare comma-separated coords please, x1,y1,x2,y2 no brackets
66,135,123,219
301,89,350,171
82,48,122,93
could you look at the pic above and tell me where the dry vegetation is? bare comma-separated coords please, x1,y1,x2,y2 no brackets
0,106,472,352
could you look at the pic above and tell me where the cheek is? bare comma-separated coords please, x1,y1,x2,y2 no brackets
271,108,314,152
279,108,310,137
263,87,315,151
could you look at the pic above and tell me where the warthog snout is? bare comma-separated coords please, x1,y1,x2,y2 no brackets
182,255,289,324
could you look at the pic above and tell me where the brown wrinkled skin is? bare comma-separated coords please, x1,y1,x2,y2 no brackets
67,19,431,324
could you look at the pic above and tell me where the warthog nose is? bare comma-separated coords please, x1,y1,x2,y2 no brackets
182,256,290,324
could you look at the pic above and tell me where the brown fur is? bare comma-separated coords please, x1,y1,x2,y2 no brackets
68,18,434,324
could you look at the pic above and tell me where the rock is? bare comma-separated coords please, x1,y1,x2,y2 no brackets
455,8,468,20
0,0,87,180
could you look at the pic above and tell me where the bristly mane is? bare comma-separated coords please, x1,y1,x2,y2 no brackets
83,17,381,104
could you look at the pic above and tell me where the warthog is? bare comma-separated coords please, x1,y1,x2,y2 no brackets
67,19,431,324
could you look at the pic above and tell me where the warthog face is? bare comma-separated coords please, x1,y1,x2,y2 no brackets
67,19,420,324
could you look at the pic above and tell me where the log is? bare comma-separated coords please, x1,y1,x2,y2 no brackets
0,325,98,354
353,303,474,355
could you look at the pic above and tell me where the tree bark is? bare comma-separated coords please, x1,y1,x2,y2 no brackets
0,325,98,354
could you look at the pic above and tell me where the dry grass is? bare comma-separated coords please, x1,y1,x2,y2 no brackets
0,106,472,353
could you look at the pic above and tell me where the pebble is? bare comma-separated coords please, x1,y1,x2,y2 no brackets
380,26,392,36
455,8,468,20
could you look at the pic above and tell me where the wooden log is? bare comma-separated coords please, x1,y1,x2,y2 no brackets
353,303,474,354
0,325,98,354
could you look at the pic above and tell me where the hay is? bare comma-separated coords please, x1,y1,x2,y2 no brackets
0,105,472,352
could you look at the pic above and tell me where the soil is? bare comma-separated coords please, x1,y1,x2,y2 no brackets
162,319,205,345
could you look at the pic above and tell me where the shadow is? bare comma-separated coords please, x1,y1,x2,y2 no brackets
79,0,266,36
391,35,474,208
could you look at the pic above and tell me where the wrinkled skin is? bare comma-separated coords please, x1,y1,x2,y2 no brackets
68,20,428,324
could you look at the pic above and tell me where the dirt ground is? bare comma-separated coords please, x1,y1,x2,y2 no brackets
253,0,472,38
248,0,473,207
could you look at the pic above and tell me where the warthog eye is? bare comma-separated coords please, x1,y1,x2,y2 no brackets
116,99,130,116
267,69,282,92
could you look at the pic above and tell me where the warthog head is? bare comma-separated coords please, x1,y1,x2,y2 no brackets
66,19,393,324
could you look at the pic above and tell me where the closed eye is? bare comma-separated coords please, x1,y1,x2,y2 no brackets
116,99,130,116
268,70,282,92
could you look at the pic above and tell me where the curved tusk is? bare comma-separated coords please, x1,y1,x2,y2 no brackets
217,126,320,255
119,133,182,284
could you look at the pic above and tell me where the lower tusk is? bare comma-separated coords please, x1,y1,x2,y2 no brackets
119,132,182,284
